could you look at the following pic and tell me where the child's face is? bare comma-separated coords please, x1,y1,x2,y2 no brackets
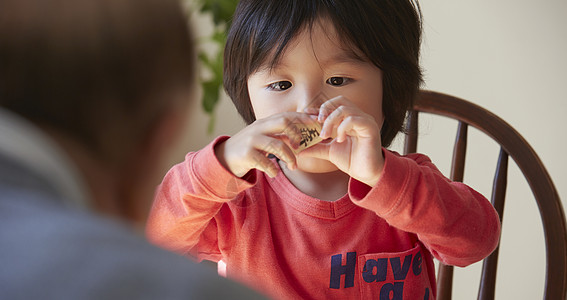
247,18,384,173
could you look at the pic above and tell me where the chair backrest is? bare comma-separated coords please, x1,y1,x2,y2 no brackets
403,90,567,300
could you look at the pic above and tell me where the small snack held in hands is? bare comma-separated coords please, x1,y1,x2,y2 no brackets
293,122,323,154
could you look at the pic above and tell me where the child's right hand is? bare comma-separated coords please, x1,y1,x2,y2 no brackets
214,112,317,178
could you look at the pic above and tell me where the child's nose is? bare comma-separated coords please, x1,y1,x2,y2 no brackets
296,87,328,114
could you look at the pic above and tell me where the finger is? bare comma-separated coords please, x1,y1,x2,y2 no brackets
321,105,356,139
249,151,279,178
317,95,352,123
296,142,331,161
254,136,297,170
302,106,320,116
280,123,302,150
258,112,317,133
259,112,318,148
337,114,381,142
335,115,360,143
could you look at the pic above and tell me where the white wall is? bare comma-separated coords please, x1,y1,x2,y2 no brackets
170,1,567,299
416,1,567,299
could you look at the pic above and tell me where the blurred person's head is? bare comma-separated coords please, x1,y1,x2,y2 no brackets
0,0,195,224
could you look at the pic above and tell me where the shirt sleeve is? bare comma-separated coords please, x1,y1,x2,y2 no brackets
145,136,256,260
349,149,501,267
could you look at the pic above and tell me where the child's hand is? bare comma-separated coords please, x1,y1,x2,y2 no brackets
300,96,385,187
215,112,317,178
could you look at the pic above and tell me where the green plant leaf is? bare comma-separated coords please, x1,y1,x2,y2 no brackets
211,30,227,46
198,0,238,26
202,80,221,114
194,0,237,133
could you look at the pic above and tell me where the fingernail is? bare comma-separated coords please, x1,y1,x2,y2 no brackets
320,128,327,139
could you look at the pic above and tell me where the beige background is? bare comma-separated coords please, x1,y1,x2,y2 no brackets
167,1,567,299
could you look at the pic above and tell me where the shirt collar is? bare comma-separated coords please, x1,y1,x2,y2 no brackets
0,108,91,210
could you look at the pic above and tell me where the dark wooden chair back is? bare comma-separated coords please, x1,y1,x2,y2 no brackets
403,91,567,300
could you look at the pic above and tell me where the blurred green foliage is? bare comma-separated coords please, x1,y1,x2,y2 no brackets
195,0,237,132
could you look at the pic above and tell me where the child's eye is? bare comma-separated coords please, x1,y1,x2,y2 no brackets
267,81,292,91
326,77,351,86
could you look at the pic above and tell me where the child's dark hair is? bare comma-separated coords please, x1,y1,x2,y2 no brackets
224,0,422,147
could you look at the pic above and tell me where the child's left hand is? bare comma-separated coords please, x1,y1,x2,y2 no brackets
300,96,385,187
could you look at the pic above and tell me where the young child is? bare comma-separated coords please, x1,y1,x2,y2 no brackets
146,0,501,299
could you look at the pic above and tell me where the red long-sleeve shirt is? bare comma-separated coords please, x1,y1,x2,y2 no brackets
146,136,500,299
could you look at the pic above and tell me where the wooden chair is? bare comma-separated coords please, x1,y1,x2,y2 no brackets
403,90,567,300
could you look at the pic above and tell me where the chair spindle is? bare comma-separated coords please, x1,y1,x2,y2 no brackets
438,121,469,300
404,110,419,155
478,148,509,300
